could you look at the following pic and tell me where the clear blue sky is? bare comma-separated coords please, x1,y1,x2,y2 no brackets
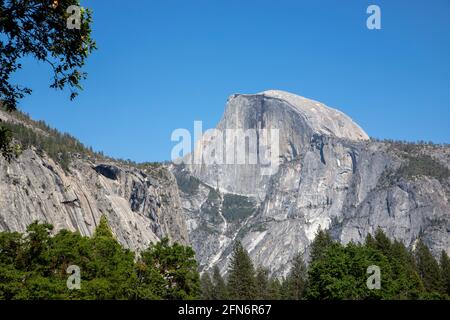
12,0,450,162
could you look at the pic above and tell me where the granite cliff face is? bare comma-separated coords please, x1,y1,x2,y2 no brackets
0,150,188,250
1,91,450,277
173,90,450,276
0,109,188,250
184,90,369,199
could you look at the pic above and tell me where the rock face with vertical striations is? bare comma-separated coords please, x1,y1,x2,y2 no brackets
185,90,369,199
0,108,188,250
0,149,189,250
173,90,450,276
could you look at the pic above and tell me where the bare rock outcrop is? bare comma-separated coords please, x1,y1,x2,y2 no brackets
0,148,188,250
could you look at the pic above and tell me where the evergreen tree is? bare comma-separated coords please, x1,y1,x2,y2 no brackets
373,228,392,255
309,229,333,264
0,125,13,160
415,239,444,295
280,277,290,300
364,233,377,249
2,222,448,301
227,242,256,300
307,242,392,300
285,252,308,300
211,265,228,300
255,267,270,300
0,221,201,300
140,238,200,300
0,231,26,299
387,240,424,299
23,221,53,272
440,251,450,296
268,277,282,300
94,215,114,238
83,217,137,299
200,272,214,300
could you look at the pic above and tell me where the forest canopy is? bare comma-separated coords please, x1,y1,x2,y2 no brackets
1,220,449,300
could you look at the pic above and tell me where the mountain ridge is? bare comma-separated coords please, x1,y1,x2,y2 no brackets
174,91,450,276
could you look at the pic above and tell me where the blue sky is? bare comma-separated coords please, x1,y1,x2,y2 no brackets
12,0,450,162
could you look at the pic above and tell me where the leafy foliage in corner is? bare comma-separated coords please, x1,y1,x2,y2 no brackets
0,0,96,110
0,0,96,160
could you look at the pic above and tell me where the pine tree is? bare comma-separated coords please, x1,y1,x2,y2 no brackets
268,277,282,300
285,252,308,300
200,272,214,300
280,277,290,300
255,267,270,300
439,250,450,296
140,238,200,300
373,228,392,255
227,242,256,300
388,240,425,299
211,265,228,300
364,233,377,249
307,242,391,300
23,221,54,270
415,239,444,294
88,216,138,299
0,221,202,300
94,215,114,239
309,229,333,264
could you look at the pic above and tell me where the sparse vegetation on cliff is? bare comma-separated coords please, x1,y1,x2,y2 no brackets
373,139,450,188
0,108,164,171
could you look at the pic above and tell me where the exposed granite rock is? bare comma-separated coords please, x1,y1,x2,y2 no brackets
0,148,188,250
186,91,369,199
173,91,450,276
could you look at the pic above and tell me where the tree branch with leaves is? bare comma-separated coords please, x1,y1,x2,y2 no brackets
0,0,96,159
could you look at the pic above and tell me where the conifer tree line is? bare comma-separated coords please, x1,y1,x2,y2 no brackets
1,219,450,300
201,230,450,300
